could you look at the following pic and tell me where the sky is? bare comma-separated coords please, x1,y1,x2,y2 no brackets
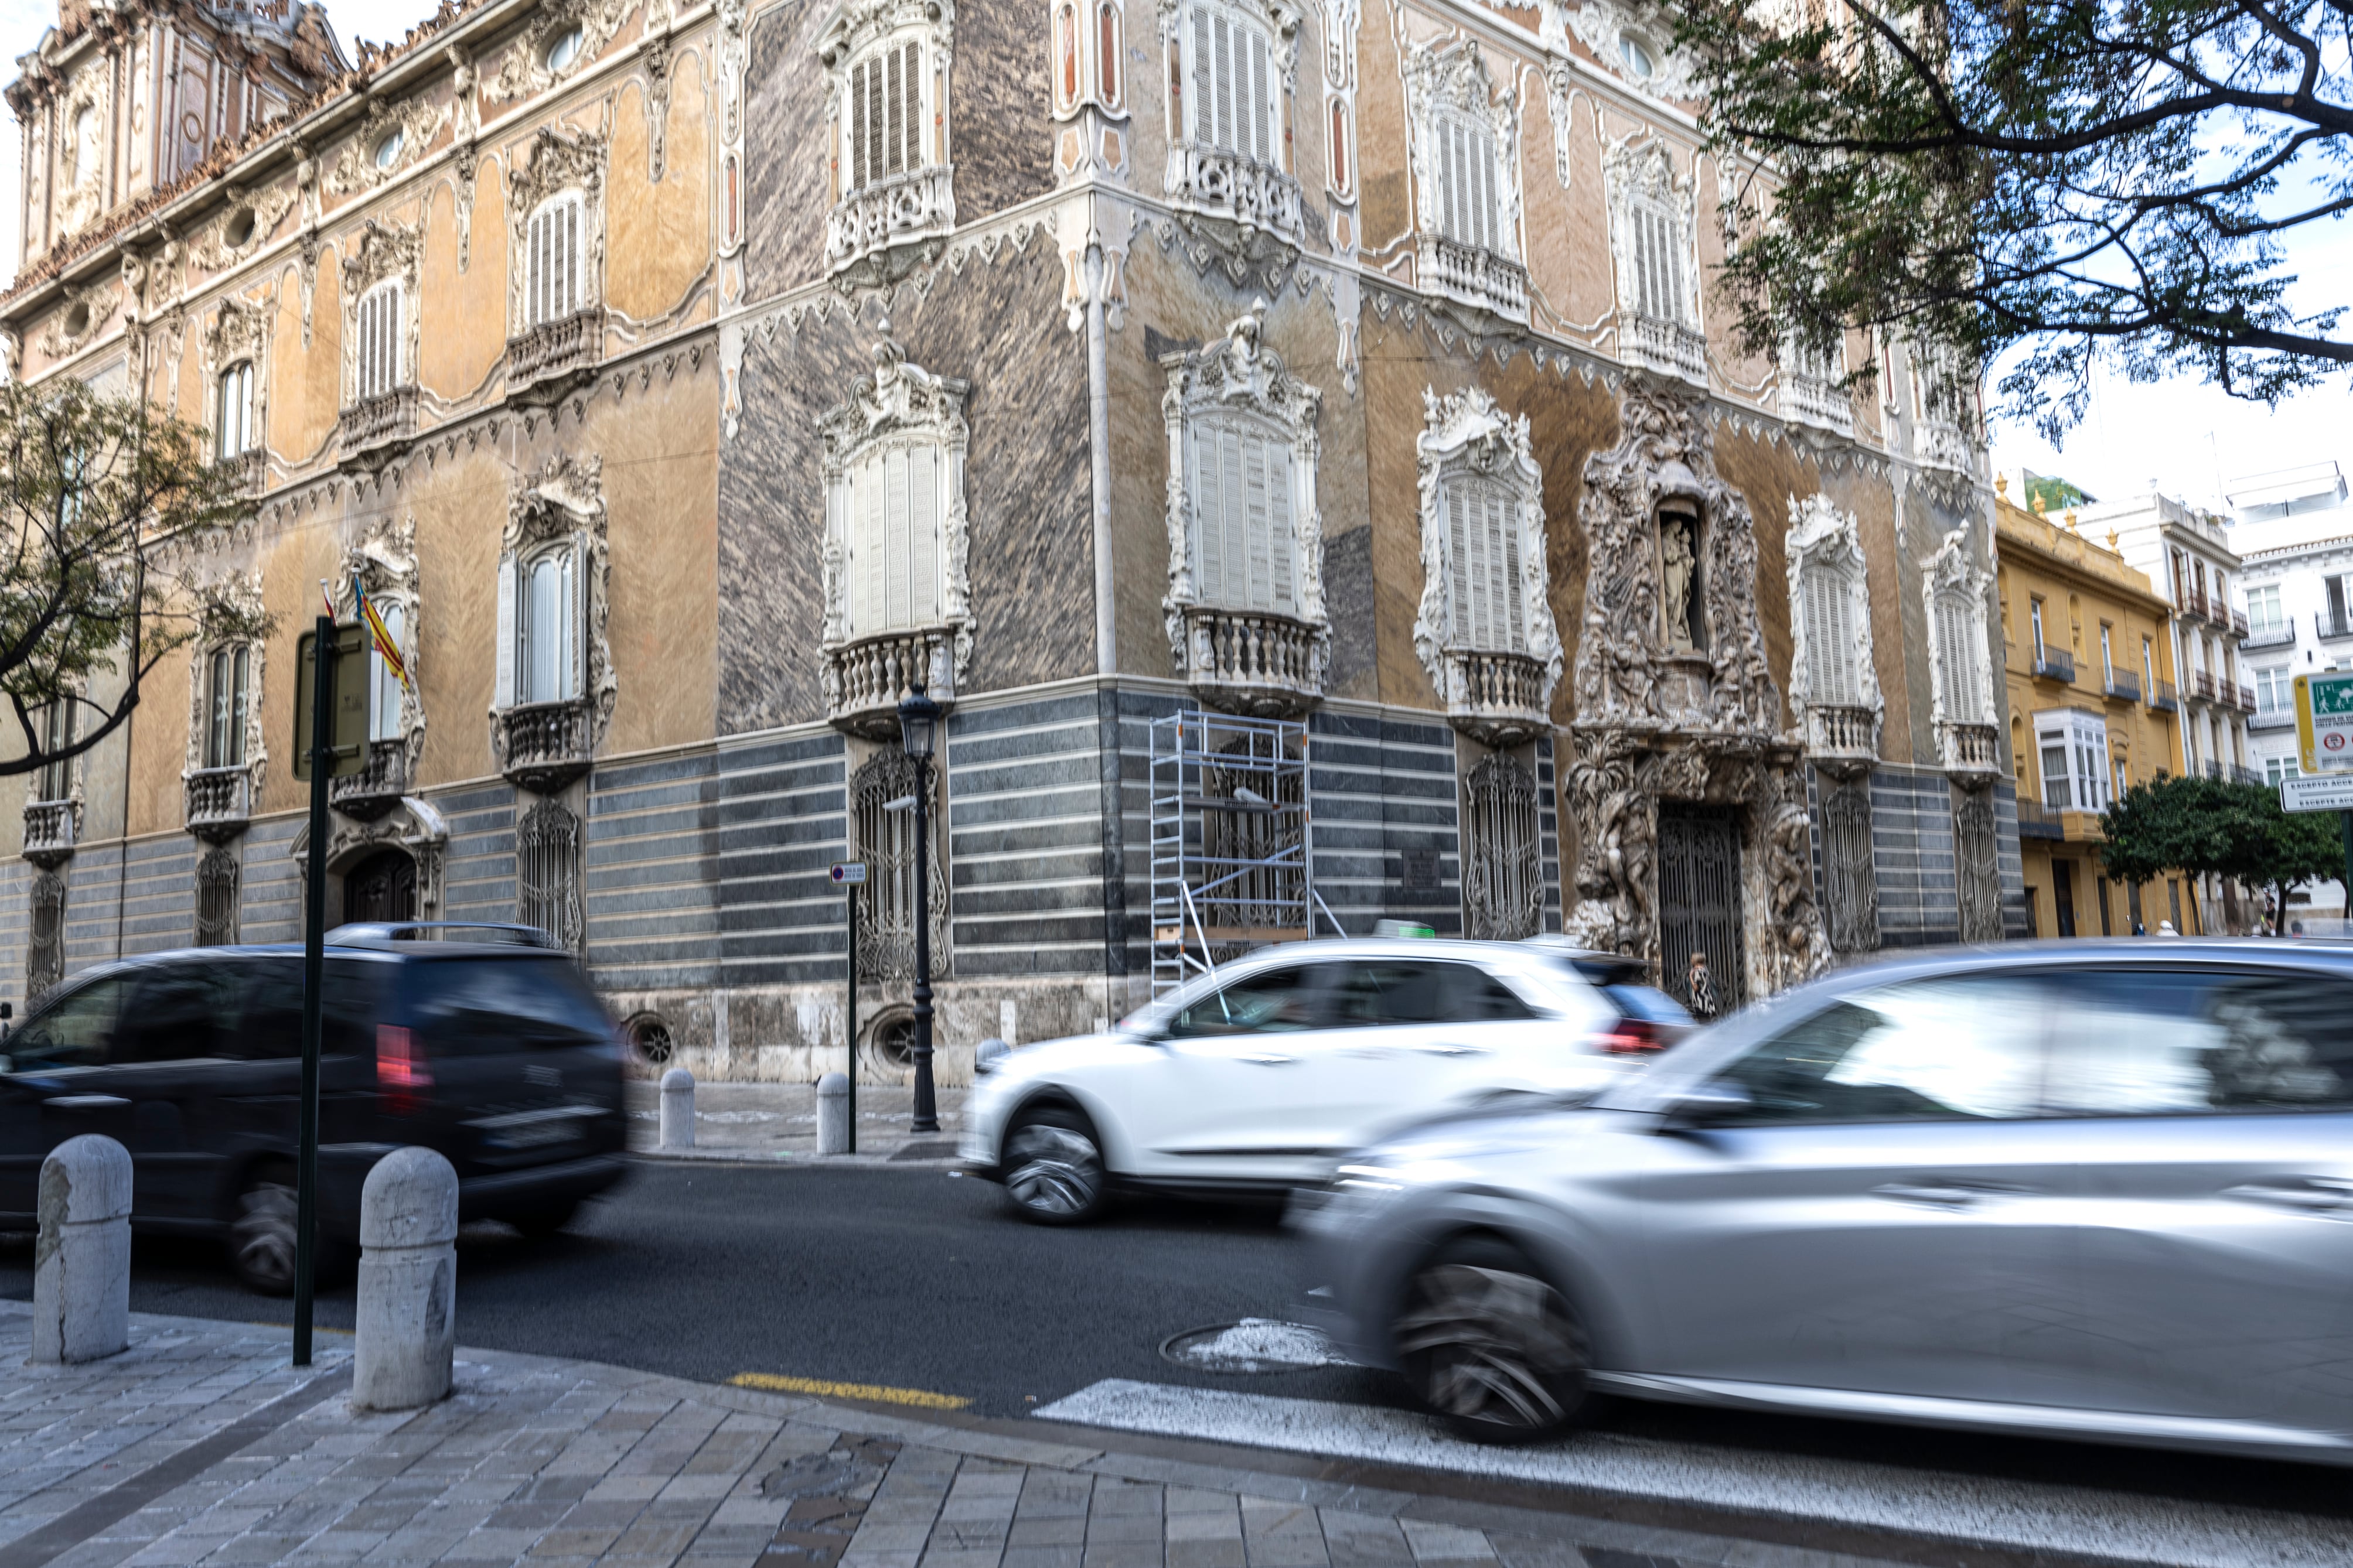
0,0,2345,509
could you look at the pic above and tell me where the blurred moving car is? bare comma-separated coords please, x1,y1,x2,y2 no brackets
0,923,628,1292
1301,941,2353,1462
961,937,1690,1223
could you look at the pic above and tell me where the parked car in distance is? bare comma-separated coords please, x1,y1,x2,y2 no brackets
1300,940,2353,1463
0,922,627,1292
960,937,1689,1224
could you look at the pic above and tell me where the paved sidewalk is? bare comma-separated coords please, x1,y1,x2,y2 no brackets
621,1082,969,1165
0,1306,1925,1568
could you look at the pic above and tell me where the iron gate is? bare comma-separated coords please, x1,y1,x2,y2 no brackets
1658,805,1744,1017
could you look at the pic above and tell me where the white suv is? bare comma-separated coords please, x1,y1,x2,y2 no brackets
960,938,1679,1223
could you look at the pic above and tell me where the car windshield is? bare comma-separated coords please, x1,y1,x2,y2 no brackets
407,956,612,1051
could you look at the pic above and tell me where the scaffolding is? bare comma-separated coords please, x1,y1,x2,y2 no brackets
1148,709,1345,997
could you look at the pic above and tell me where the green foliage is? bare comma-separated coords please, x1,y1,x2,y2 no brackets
2022,473,2095,514
0,379,264,778
1673,0,2353,438
2099,774,2340,931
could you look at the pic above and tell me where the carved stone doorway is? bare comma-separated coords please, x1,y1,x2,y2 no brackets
345,848,417,923
1658,804,1743,1016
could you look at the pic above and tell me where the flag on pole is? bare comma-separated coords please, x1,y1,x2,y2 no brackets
319,579,337,621
353,575,413,696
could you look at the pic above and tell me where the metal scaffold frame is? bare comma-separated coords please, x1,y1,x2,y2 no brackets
1148,709,1345,997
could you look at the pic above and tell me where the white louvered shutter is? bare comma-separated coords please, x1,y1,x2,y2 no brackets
1265,442,1294,613
495,557,517,708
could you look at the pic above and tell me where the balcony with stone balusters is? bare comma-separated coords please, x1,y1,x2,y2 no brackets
1781,371,1854,439
330,739,411,820
826,167,957,289
1175,607,1324,721
493,699,595,794
1623,312,1708,386
21,799,76,868
1418,235,1529,324
824,626,959,739
1437,648,1551,747
339,384,420,470
1803,703,1879,766
1938,720,2003,780
507,308,603,403
183,766,251,843
1164,145,1305,255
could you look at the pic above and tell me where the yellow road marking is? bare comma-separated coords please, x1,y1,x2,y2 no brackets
728,1372,971,1410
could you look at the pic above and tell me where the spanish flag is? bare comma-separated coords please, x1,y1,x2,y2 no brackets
353,575,412,696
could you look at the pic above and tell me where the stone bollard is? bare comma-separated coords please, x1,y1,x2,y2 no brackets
815,1072,850,1156
660,1068,696,1150
33,1135,131,1365
353,1147,457,1412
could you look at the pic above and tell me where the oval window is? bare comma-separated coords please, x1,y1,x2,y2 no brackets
224,205,257,248
62,302,90,339
1620,37,1655,79
373,128,404,169
545,25,585,72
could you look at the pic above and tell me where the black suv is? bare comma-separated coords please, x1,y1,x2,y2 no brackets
0,923,628,1292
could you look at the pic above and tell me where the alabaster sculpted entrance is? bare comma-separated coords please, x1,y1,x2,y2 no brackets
1560,381,1832,999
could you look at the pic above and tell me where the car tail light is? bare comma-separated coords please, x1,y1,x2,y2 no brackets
377,1024,431,1112
1598,1019,1668,1054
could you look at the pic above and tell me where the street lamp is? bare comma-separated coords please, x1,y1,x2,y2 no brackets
897,678,943,1134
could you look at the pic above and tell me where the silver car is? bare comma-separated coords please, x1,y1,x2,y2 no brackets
1300,941,2353,1461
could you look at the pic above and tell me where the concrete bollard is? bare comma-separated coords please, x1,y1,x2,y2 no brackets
354,1146,457,1412
660,1068,696,1150
815,1072,850,1155
33,1135,131,1365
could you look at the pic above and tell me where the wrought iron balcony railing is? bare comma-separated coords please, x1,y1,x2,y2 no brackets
2231,607,2250,637
2241,620,2294,649
2014,797,2064,840
22,798,76,867
2149,678,2179,712
1437,647,1550,747
330,738,411,820
1622,312,1707,385
1175,607,1325,723
1417,235,1529,323
2031,648,2075,683
2190,669,2218,702
507,308,602,397
2103,670,2140,702
826,166,956,286
183,766,251,843
823,626,960,740
493,698,595,794
2250,707,2295,732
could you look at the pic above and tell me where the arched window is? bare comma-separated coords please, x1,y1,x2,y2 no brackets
204,645,251,768
1630,193,1689,326
1098,2,1121,104
1934,588,1987,724
516,548,579,705
850,751,946,981
195,846,240,947
26,872,66,1000
33,700,73,803
1179,0,1279,166
1430,107,1503,254
844,37,927,195
71,107,97,185
369,600,407,741
1441,472,1526,654
523,194,583,328
216,361,254,459
1058,4,1080,109
1188,414,1299,616
1799,558,1862,708
355,281,403,398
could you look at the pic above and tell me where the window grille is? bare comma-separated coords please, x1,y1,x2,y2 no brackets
369,600,406,740
204,645,250,768
195,846,240,947
1820,773,1878,952
1631,200,1687,323
1800,562,1861,708
217,361,254,459
850,751,945,981
1952,784,2003,941
355,283,402,399
26,872,64,1001
516,798,584,951
1198,730,1304,939
1444,476,1525,654
1188,418,1297,614
1933,591,1984,722
843,443,947,637
1184,2,1276,163
524,196,582,327
1432,111,1502,254
1461,751,1541,940
34,701,73,802
847,40,925,193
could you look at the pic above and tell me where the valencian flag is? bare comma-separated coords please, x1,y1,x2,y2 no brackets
353,575,413,696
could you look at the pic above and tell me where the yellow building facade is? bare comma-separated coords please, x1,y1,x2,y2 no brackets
1994,480,2201,935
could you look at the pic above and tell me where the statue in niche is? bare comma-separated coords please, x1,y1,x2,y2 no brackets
1660,508,1704,652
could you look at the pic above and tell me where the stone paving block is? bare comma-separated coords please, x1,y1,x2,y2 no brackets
998,1547,1082,1568
1006,1518,1085,1549
1317,1515,1410,1568
1396,1523,1494,1566
1085,1484,1160,1519
1081,1513,1160,1546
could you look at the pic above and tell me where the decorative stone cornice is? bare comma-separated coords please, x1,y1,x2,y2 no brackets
489,0,639,101
326,94,449,195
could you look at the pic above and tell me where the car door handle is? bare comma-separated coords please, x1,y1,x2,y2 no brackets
1872,1180,2037,1209
1241,1054,1298,1066
2222,1177,2353,1214
47,1095,129,1111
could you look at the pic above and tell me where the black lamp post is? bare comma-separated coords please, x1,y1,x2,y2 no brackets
898,678,943,1134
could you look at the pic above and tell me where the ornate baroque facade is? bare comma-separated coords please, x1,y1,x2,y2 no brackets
1,0,2018,1078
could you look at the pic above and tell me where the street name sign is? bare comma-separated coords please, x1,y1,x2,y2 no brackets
2282,775,2353,813
830,862,868,884
2294,672,2353,774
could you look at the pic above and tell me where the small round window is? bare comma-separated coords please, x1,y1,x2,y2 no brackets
62,302,90,339
224,205,257,248
627,1015,674,1066
373,128,405,169
545,25,585,72
1620,36,1655,79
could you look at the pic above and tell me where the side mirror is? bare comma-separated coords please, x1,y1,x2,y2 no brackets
1659,1077,1752,1129
973,1038,1010,1076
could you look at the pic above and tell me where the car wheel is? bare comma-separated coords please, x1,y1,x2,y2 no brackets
1392,1236,1594,1443
1000,1105,1108,1225
229,1174,301,1296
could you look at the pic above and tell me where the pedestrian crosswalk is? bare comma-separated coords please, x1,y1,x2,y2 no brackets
1033,1379,2353,1568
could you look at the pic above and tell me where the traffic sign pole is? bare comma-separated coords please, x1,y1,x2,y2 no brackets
830,862,867,1156
294,613,332,1368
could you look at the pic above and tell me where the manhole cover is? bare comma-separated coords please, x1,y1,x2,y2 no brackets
1160,1319,1351,1374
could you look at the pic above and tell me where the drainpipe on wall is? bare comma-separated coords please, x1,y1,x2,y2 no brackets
1085,241,1116,677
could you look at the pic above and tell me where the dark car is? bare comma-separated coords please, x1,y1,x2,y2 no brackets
0,922,628,1292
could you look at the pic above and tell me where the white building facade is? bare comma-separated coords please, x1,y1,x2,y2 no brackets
2083,491,2253,785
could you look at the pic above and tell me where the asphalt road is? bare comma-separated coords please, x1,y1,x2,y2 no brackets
4,1159,2351,1530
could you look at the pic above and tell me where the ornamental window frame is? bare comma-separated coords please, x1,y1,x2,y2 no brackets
1461,750,1543,941
216,361,255,460
1925,527,1995,730
506,128,608,338
1402,37,1520,264
820,0,955,201
339,220,423,408
493,454,616,748
182,575,269,794
1784,494,1883,750
336,513,425,768
1604,137,1699,330
1411,386,1564,715
1054,0,1128,118
819,337,976,684
1158,306,1329,684
1166,0,1294,173
199,296,270,461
